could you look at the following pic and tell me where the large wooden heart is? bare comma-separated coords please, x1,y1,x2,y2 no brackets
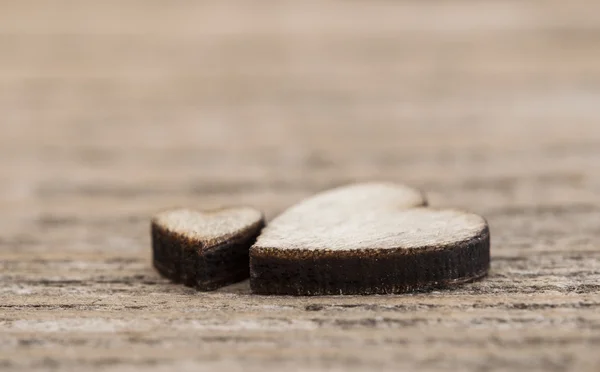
151,207,264,291
250,183,489,295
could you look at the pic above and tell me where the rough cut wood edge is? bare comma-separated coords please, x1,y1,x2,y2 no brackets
250,224,490,295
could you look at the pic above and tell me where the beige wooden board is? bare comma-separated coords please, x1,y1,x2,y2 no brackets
1,1,600,371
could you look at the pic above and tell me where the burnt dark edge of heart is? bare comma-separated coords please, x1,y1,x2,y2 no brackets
249,225,490,296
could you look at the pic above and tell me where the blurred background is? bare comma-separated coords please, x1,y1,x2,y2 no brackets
1,1,600,370
2,0,598,222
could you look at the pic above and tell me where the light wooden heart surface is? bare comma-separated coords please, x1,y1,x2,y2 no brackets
257,208,487,250
254,182,486,251
153,207,264,248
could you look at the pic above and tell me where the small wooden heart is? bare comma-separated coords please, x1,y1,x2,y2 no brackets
151,207,264,291
250,183,489,295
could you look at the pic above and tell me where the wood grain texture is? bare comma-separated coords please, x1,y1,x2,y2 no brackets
1,0,600,371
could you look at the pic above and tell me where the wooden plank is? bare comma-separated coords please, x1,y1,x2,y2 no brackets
1,1,599,370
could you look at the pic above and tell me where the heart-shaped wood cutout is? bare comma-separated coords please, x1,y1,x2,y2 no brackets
250,183,489,295
151,207,264,291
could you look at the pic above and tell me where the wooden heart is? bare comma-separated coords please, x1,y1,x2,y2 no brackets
250,183,489,295
151,207,264,291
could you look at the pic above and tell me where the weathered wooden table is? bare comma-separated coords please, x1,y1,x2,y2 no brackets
1,1,599,371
